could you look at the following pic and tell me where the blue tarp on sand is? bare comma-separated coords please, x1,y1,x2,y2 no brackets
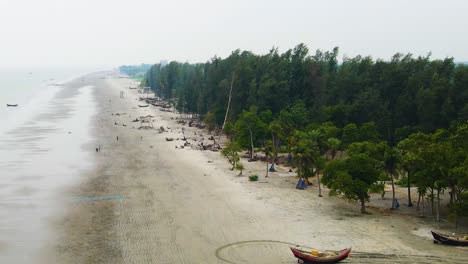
296,178,307,190
269,164,276,172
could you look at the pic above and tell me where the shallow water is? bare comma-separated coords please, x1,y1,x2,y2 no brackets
0,81,96,263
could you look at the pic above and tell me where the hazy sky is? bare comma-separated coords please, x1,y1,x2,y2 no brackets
0,0,467,67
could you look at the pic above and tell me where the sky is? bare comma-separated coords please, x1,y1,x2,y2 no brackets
0,0,467,68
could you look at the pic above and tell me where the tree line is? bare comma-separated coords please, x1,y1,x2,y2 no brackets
141,44,468,222
119,64,152,79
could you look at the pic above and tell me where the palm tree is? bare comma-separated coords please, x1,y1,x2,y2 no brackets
292,131,315,181
293,130,322,195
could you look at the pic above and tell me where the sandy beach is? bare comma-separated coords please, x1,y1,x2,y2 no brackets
21,72,465,263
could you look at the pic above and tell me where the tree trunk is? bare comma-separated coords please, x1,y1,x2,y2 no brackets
390,173,396,209
431,188,434,216
265,159,269,177
297,160,301,178
407,170,413,207
421,195,425,217
221,72,235,132
317,170,322,197
436,189,440,222
271,133,277,161
450,185,456,204
417,194,421,211
212,137,217,151
249,128,254,160
360,198,366,214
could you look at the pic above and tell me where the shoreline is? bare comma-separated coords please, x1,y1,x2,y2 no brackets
50,72,467,263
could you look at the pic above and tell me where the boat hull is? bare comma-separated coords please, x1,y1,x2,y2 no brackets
431,231,468,246
290,247,351,263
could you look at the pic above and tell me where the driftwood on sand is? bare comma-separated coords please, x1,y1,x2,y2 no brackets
138,116,153,129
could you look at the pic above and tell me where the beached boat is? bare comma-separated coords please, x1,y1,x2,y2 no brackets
431,231,468,246
290,247,351,263
6,104,18,107
165,137,174,141
138,104,149,107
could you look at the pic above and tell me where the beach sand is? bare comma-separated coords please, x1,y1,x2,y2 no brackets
41,72,467,263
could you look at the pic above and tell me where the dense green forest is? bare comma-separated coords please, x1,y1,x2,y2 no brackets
141,44,468,221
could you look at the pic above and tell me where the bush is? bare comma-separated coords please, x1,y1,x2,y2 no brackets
249,174,259,181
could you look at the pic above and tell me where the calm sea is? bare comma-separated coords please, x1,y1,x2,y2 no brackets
0,66,95,135
0,66,103,263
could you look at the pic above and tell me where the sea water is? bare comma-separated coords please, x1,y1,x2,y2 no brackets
0,66,101,263
0,66,93,135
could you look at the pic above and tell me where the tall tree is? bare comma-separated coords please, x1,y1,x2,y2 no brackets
323,154,380,213
234,106,266,160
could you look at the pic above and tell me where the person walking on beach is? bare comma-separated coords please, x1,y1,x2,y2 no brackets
117,136,119,141
96,146,99,152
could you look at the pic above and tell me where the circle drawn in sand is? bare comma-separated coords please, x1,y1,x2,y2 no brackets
216,241,466,264
215,240,298,264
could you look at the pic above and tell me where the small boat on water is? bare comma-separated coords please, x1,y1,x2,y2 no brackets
290,247,351,263
431,231,468,246
6,104,18,107
138,104,149,107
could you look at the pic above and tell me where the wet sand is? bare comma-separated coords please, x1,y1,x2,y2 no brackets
27,72,468,263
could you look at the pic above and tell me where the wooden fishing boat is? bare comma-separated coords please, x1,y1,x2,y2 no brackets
165,137,174,142
290,247,351,263
138,104,149,107
431,231,468,246
6,104,18,107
